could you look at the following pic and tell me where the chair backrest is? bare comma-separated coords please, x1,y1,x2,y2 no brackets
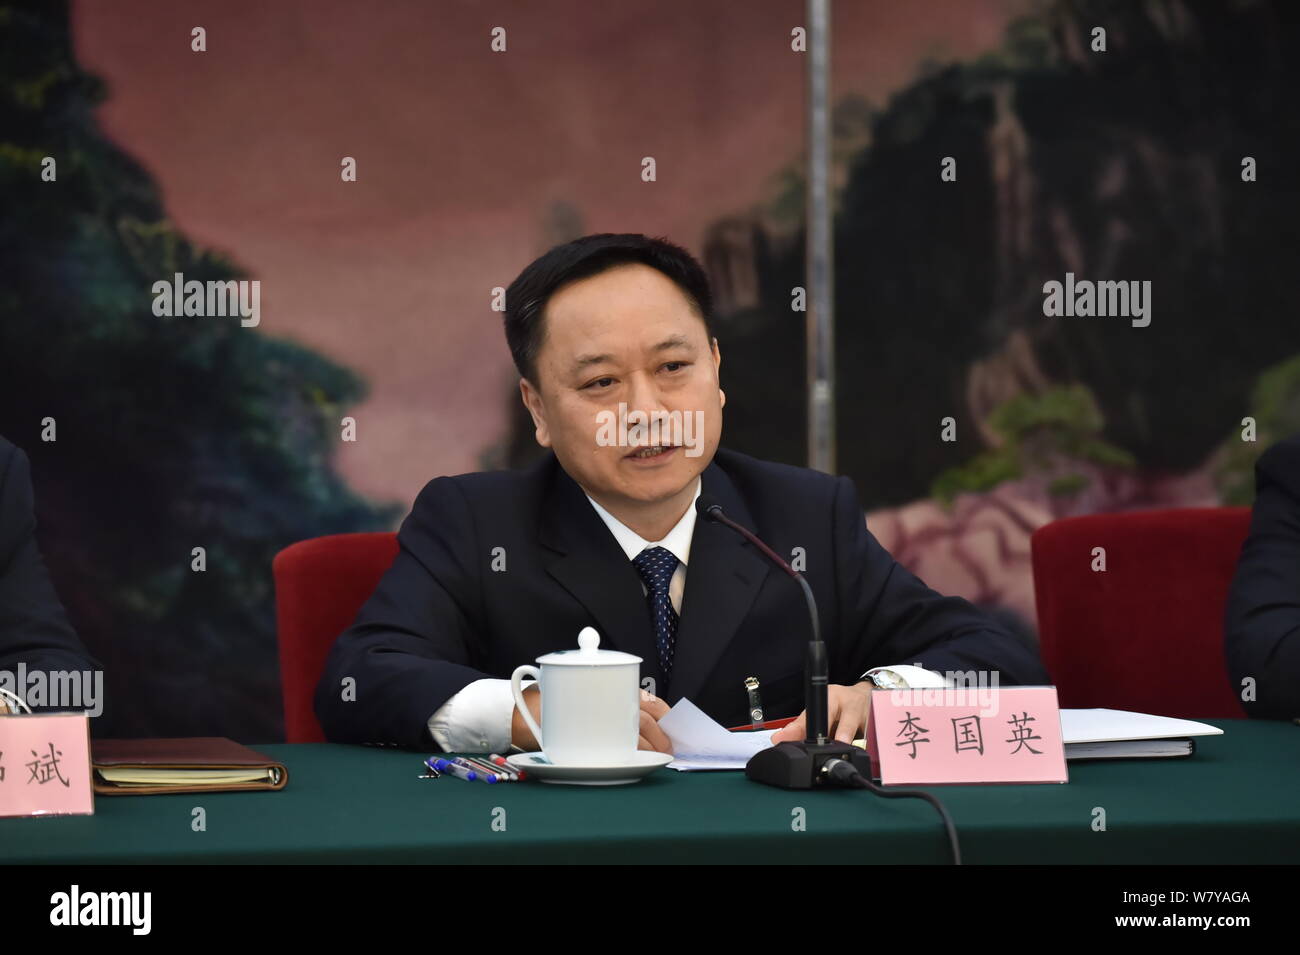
273,532,399,742
1030,507,1251,719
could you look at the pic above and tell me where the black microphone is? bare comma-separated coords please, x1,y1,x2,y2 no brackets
695,494,874,789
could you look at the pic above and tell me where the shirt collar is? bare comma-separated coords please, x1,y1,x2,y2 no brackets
583,477,701,567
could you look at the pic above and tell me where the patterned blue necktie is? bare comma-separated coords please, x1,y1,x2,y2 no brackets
632,546,679,681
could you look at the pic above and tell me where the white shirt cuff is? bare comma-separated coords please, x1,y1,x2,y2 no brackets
426,678,534,753
860,664,953,689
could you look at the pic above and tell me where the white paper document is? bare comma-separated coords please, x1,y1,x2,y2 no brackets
1059,708,1224,743
658,701,1225,771
658,698,776,771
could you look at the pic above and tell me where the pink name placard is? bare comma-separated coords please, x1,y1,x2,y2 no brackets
864,686,1067,785
0,713,95,817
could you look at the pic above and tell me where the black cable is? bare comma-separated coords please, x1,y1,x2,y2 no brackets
824,758,962,865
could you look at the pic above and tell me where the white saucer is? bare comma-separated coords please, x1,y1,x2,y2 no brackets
506,751,674,786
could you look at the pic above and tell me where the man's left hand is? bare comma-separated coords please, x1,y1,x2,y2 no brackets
769,681,873,745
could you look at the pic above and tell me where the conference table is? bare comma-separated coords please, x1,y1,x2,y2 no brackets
2,718,1296,864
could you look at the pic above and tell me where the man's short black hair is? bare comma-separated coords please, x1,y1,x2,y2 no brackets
503,233,716,384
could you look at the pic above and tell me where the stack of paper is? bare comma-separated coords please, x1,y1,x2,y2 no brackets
658,699,776,770
1058,708,1222,760
658,701,1225,771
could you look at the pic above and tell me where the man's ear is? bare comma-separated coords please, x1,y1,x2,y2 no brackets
518,377,552,448
711,337,725,408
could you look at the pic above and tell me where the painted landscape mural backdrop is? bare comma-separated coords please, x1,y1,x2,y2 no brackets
2,0,1295,740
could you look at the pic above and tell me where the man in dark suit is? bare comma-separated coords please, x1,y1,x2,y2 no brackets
1226,432,1300,720
0,435,102,715
314,233,1050,752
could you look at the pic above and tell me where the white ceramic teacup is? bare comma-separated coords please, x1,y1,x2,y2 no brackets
510,627,641,766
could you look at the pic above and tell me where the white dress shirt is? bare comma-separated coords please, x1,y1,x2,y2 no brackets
426,476,949,752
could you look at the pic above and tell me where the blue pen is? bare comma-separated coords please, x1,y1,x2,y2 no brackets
428,757,478,783
451,756,502,783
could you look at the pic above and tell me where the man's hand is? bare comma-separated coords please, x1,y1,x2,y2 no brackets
510,685,674,754
637,689,672,753
769,681,873,745
510,684,544,751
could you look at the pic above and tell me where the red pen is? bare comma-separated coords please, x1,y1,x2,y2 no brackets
489,753,528,780
727,716,797,733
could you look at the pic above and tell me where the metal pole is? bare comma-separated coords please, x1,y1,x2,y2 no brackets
806,0,836,473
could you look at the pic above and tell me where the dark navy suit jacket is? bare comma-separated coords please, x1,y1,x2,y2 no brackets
315,447,1050,749
0,436,100,709
1226,432,1300,720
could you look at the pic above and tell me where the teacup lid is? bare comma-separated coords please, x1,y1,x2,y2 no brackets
536,627,641,666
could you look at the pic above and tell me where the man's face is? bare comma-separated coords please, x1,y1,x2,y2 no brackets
519,262,724,510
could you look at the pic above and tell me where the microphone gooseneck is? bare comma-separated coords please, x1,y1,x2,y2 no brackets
697,495,826,743
696,493,962,863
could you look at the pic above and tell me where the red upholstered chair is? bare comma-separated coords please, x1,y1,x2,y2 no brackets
1030,508,1252,720
273,532,399,742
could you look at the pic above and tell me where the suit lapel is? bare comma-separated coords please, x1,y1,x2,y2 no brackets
535,452,772,704
668,459,772,704
537,455,664,686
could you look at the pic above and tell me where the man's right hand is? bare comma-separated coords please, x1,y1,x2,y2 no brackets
509,686,674,754
637,690,672,753
510,684,544,751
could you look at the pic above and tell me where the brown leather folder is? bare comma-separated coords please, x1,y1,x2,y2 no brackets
92,737,289,796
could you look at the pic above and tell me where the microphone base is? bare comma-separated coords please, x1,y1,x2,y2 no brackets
745,740,875,790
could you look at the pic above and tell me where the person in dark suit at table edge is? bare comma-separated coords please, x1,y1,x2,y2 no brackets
1225,431,1300,721
314,233,1051,753
0,435,102,715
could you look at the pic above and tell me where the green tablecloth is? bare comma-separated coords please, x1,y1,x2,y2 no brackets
2,719,1297,863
